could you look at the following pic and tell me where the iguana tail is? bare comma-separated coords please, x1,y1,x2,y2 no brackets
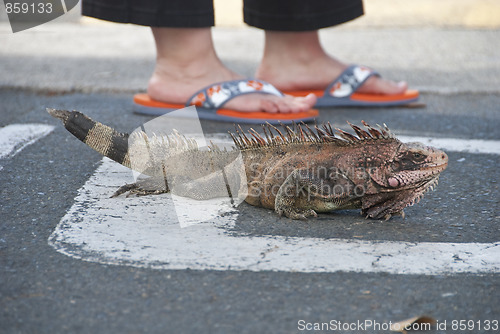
47,108,131,168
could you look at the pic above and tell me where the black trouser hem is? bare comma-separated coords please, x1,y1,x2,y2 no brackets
243,2,363,31
81,2,215,28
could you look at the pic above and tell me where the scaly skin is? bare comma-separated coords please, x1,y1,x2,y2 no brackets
47,109,448,220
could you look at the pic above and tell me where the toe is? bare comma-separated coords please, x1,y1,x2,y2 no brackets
279,94,316,114
260,99,279,113
222,91,315,114
275,97,292,114
361,77,408,95
303,93,318,106
298,93,317,112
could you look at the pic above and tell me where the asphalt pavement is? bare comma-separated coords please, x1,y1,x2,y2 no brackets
1,7,499,334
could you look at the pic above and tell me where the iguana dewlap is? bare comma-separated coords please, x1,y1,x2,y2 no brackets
48,108,448,220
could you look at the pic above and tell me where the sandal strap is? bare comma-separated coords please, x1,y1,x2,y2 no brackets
186,79,284,109
324,65,380,98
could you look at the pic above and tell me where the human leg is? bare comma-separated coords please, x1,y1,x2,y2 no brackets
81,0,316,115
256,30,407,96
244,0,412,99
147,27,316,114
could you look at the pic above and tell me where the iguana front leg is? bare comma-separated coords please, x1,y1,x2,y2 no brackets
274,168,357,220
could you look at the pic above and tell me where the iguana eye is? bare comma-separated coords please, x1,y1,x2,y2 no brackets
413,152,425,160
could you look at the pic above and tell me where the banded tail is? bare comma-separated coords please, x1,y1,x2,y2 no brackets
47,109,131,168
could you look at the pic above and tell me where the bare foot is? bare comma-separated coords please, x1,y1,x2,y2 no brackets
256,31,408,95
148,28,316,114
147,62,316,114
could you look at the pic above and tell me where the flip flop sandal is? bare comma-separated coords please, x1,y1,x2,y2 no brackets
133,79,318,124
284,65,419,107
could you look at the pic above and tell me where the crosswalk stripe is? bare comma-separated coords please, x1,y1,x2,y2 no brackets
398,136,500,155
49,157,500,275
0,124,55,170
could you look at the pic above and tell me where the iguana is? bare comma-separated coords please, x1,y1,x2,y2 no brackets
47,108,448,220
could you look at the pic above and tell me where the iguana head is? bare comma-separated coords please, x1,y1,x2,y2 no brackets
372,141,448,190
234,120,449,220
364,140,448,219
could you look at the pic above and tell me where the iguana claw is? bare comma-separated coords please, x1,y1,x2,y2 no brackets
111,178,169,198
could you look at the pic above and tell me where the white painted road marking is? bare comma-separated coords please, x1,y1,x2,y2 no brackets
49,159,499,274
49,132,500,274
0,124,55,170
398,136,500,155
